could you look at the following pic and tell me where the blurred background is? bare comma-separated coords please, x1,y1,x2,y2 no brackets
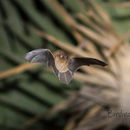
0,0,130,130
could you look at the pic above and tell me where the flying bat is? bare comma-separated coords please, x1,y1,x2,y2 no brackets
25,49,107,84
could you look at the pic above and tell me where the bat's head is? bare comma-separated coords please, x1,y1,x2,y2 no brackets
54,50,68,63
54,50,69,72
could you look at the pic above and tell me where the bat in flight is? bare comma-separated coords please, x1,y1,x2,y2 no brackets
25,49,107,84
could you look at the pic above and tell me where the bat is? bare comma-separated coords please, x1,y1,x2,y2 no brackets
25,49,107,84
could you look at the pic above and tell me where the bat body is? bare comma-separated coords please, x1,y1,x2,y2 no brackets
25,49,107,84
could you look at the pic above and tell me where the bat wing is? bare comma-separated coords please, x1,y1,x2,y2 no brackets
68,57,107,73
25,49,55,67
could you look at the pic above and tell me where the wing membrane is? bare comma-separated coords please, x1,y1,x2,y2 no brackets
25,49,55,67
68,57,107,72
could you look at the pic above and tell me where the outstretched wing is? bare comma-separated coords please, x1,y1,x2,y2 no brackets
25,49,55,67
68,57,107,73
